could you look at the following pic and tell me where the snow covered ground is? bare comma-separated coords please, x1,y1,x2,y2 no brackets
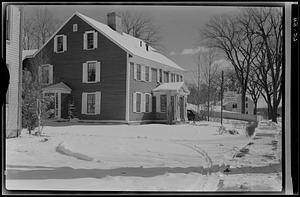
5,120,282,192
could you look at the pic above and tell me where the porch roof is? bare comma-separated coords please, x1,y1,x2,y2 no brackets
152,82,190,95
42,82,72,93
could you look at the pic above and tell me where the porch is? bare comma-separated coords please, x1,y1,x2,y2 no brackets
152,82,190,124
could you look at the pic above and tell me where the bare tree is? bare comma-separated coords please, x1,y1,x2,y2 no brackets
201,11,261,114
121,10,164,51
200,48,219,121
247,8,283,122
247,70,262,115
22,7,62,49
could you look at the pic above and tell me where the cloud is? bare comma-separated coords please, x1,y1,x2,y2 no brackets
169,51,176,56
181,46,209,55
212,59,232,69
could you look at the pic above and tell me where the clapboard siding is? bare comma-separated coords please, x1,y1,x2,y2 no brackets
30,15,127,120
128,55,180,121
6,5,21,136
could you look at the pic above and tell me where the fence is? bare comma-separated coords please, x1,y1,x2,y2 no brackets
204,110,257,122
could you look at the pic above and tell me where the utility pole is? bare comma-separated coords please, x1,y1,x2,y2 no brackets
221,70,224,126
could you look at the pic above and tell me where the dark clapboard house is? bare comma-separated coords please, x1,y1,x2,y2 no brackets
23,11,190,124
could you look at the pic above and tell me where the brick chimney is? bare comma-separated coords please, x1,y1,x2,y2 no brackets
107,12,122,34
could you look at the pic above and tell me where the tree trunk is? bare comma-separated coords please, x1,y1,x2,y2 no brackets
253,101,257,115
241,89,246,114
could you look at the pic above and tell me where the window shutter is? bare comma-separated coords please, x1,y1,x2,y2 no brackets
54,36,57,53
156,95,160,112
38,66,42,83
49,65,53,84
133,93,136,112
81,93,87,114
162,70,164,83
133,63,137,80
95,91,101,114
96,61,101,82
149,68,152,82
149,94,152,112
63,35,67,52
83,33,87,50
94,31,98,48
141,93,145,112
82,63,87,83
141,65,145,81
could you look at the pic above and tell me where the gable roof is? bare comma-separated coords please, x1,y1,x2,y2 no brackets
152,82,190,94
42,82,72,93
32,12,184,71
22,49,38,60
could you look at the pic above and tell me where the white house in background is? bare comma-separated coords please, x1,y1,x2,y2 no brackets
222,91,254,115
6,5,23,138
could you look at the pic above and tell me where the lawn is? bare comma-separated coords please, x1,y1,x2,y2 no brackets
5,120,282,191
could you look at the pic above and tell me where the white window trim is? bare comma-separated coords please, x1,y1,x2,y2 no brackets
54,35,66,53
134,92,143,113
39,64,53,85
84,30,97,50
144,93,152,113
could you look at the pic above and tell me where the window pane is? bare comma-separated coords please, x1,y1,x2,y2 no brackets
145,66,149,81
164,72,169,83
160,95,167,112
145,94,150,112
159,69,162,83
87,33,94,49
87,62,96,82
6,6,10,41
136,93,141,112
87,94,95,113
57,36,63,52
137,64,141,80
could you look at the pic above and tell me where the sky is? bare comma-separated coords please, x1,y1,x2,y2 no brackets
22,4,249,84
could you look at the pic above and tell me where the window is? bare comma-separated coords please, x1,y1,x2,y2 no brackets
246,97,248,101
180,75,183,82
83,31,98,50
82,92,101,115
87,94,96,114
176,74,180,82
136,93,142,112
246,111,248,114
54,35,67,53
160,95,167,113
39,64,53,85
171,73,175,82
163,72,169,83
82,61,101,83
87,32,94,49
145,94,151,113
73,24,78,32
232,104,237,109
159,69,163,83
145,66,150,82
246,103,248,108
152,96,156,113
57,36,63,52
87,62,96,82
6,6,10,41
137,64,142,81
